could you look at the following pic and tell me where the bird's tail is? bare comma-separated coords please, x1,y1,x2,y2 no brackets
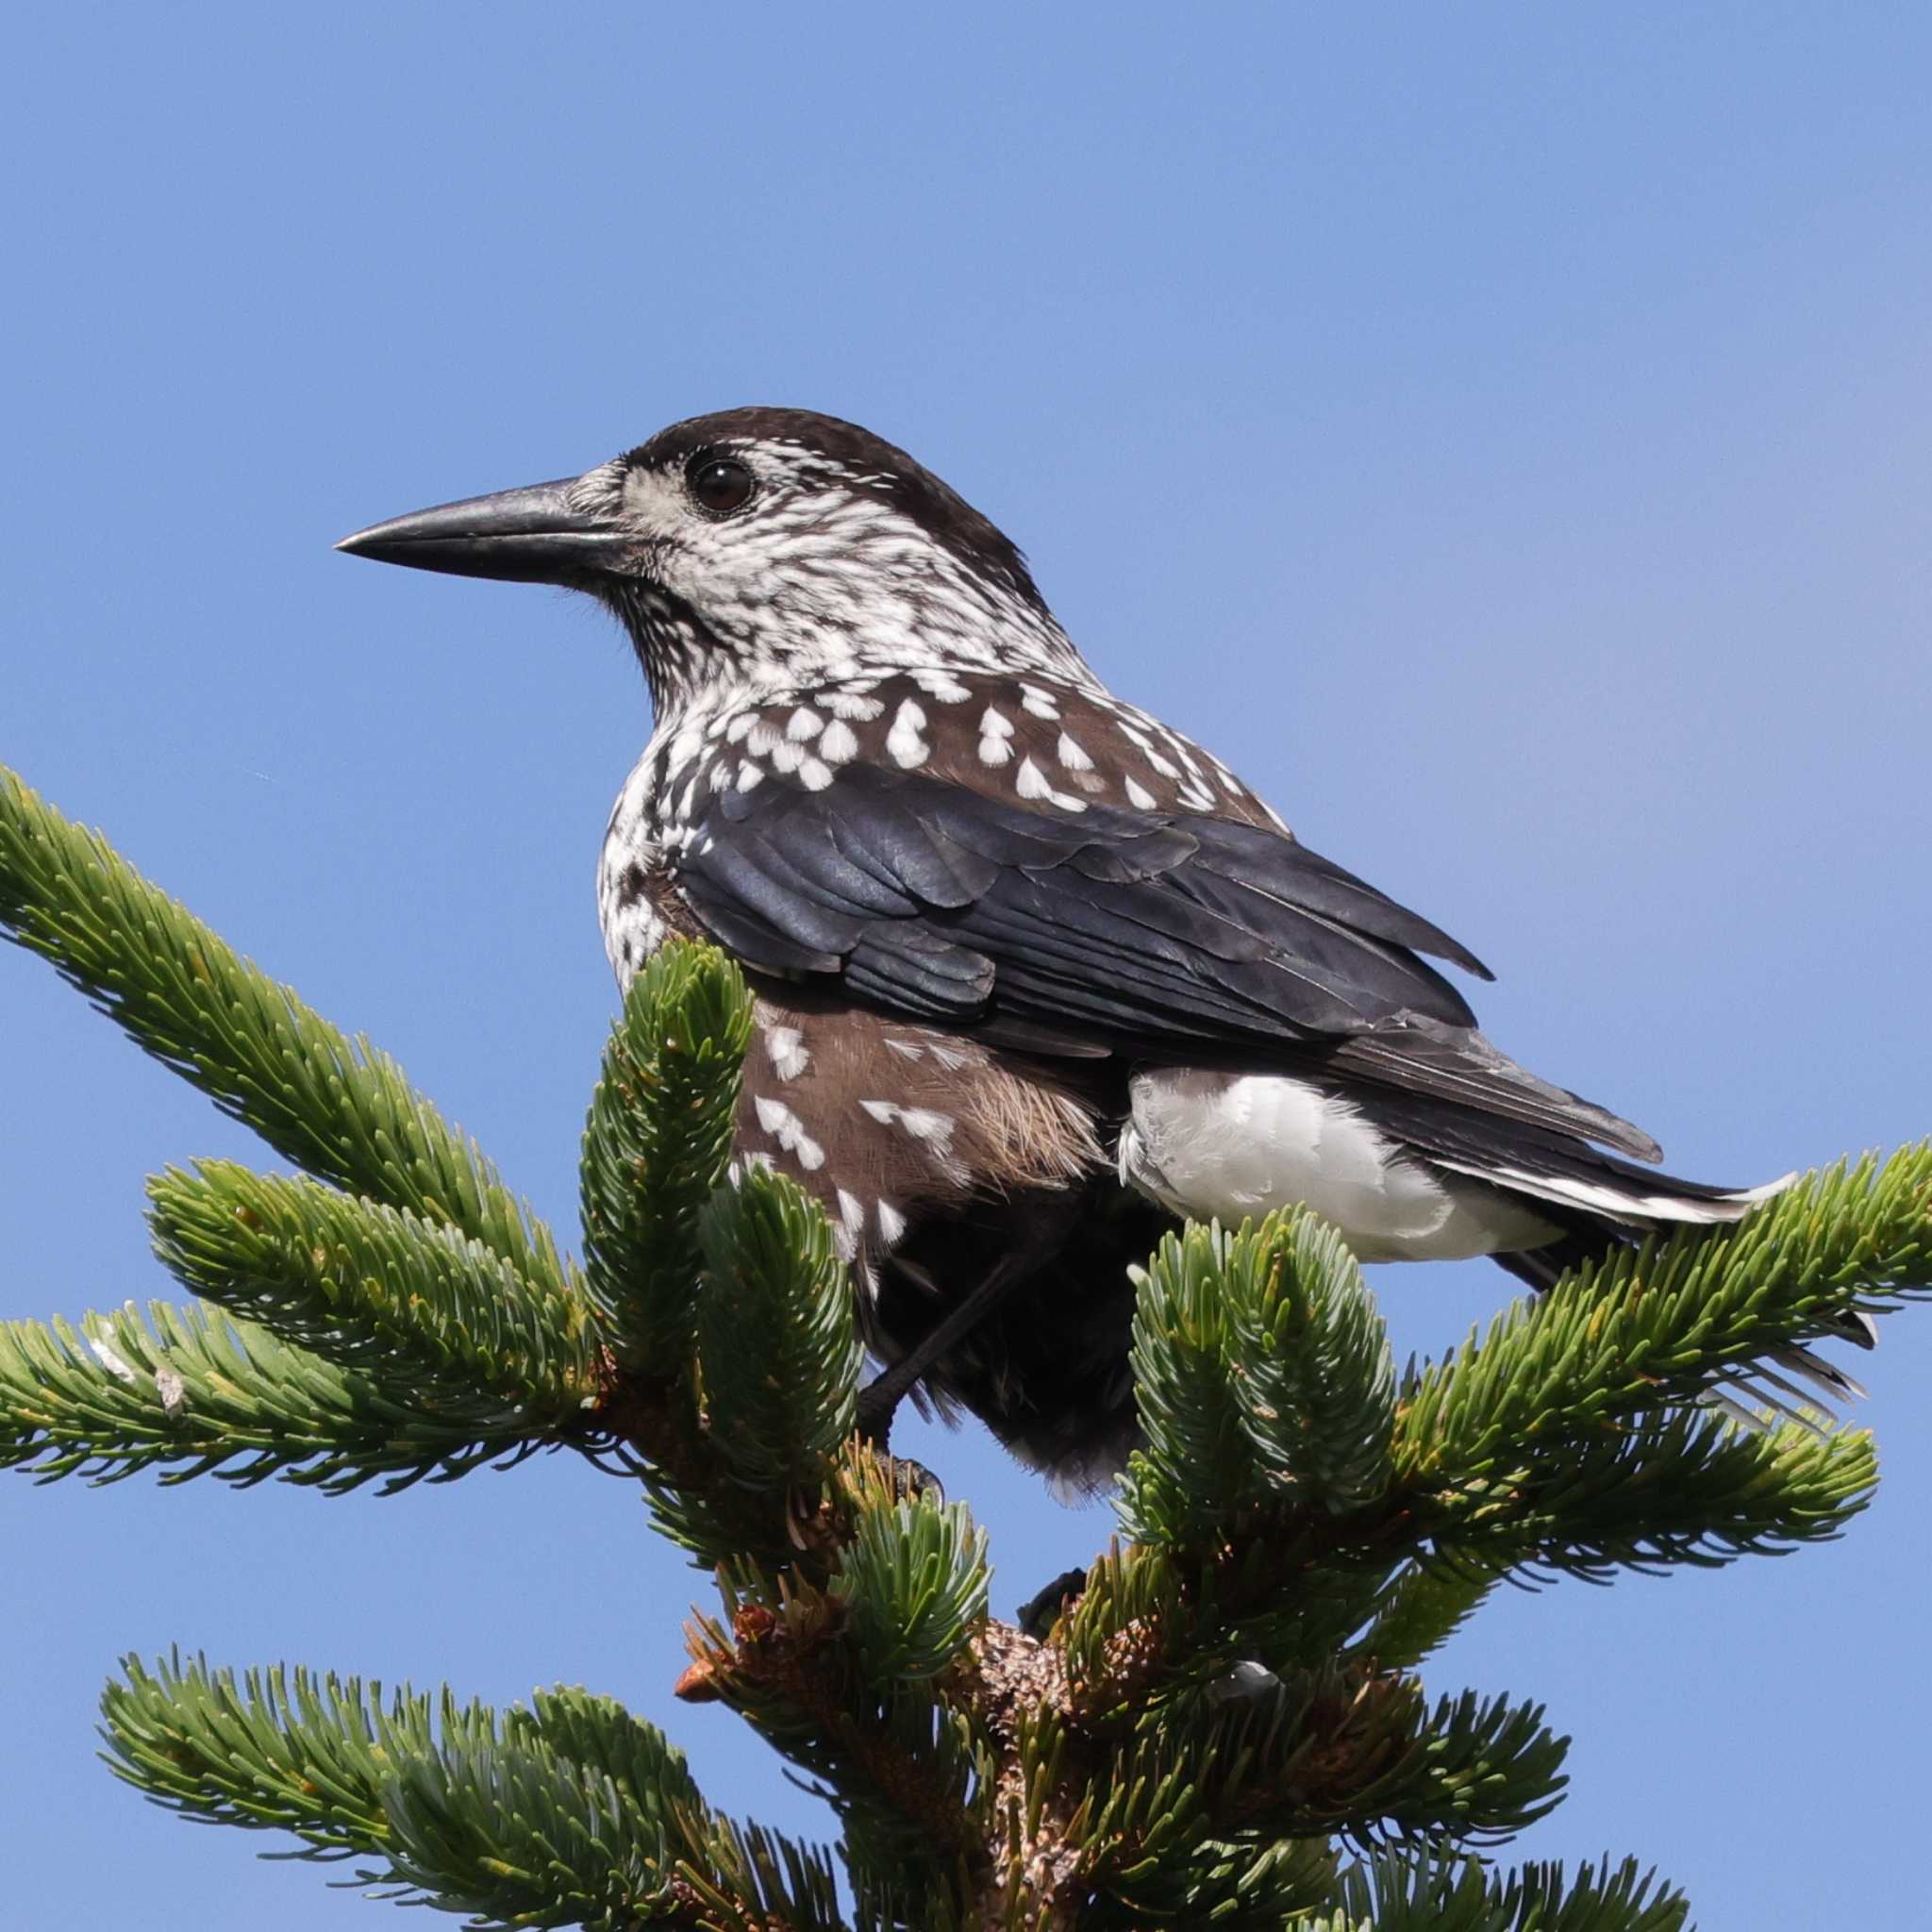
1491,1177,1877,1427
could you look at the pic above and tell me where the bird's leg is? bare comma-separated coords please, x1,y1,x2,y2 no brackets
856,1247,1038,1452
857,1197,1085,1453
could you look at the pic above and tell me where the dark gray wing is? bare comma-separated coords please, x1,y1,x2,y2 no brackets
676,763,1660,1160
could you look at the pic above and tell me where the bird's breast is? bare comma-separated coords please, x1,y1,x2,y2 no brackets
732,991,1115,1277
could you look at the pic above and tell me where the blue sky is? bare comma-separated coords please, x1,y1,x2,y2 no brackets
3,8,1927,1926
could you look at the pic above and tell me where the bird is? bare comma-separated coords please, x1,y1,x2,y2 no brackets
338,407,1861,1489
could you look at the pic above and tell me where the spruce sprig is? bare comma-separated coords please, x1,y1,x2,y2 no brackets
3,762,1925,1928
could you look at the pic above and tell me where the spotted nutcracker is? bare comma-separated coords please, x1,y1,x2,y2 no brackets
339,408,1860,1488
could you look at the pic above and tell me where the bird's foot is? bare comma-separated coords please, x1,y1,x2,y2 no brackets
1015,1567,1089,1639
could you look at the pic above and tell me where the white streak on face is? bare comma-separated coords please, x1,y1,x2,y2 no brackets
1124,774,1157,810
763,1025,810,1080
886,697,929,768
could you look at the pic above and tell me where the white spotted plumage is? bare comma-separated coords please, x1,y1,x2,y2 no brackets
353,404,1833,1488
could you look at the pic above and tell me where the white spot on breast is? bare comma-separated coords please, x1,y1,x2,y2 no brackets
1124,774,1158,810
1057,732,1094,772
769,739,805,774
747,722,783,757
819,719,859,763
727,713,758,743
885,1038,924,1061
911,668,974,703
978,705,1015,765
927,1041,976,1072
753,1094,825,1172
825,691,885,722
1019,683,1059,719
1015,756,1089,812
737,761,764,792
787,707,824,741
1144,748,1179,779
901,1108,954,1148
886,698,929,768
875,1199,908,1245
834,1187,866,1262
798,756,834,791
763,1025,810,1080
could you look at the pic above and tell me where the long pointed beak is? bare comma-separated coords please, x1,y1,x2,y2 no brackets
336,477,626,584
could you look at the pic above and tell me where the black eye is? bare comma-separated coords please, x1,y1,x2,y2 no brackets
686,454,755,516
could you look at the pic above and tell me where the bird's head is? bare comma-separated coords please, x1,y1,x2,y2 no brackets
338,408,1084,715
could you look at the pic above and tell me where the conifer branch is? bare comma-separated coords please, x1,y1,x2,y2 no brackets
0,768,562,1288
1397,1145,1932,1482
581,941,753,1374
8,767,1926,1927
0,1299,533,1491
834,1461,991,1686
1349,1559,1499,1672
100,1654,841,1930
1426,1409,1877,1581
696,1169,862,1499
1323,1847,1689,1930
146,1159,601,1422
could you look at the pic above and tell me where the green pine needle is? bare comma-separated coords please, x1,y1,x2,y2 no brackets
1399,1145,1932,1480
580,941,754,1373
1324,1847,1689,1930
146,1159,599,1421
834,1470,991,1684
0,1297,532,1491
99,1655,832,1930
696,1166,860,1493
